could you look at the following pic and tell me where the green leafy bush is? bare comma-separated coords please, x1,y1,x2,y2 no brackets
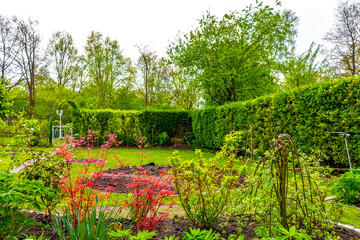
171,147,240,229
108,229,157,240
15,149,65,215
182,228,219,240
184,131,195,148
157,132,170,146
0,173,54,239
14,118,46,147
7,119,66,215
332,171,360,204
0,78,12,117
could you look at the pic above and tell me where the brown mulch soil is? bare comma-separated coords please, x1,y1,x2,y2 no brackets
21,212,59,240
92,163,173,193
91,163,247,194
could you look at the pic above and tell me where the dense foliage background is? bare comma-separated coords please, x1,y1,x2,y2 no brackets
192,76,360,167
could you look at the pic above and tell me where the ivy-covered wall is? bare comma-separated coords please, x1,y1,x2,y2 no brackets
192,77,360,167
72,109,192,146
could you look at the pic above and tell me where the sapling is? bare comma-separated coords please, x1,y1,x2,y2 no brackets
126,167,175,231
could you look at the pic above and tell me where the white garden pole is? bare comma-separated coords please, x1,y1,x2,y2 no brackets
56,110,63,138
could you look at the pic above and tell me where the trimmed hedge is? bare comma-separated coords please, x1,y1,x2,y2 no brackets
72,109,192,146
71,77,360,166
192,77,360,167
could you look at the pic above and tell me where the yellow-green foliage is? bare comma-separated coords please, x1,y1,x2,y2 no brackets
171,144,242,229
192,77,360,167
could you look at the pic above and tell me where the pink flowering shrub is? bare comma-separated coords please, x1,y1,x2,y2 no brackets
126,167,175,231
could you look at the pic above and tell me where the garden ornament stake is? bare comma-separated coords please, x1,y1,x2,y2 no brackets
330,132,352,173
56,110,63,139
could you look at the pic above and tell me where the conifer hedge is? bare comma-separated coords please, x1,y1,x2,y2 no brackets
192,77,360,167
72,109,192,146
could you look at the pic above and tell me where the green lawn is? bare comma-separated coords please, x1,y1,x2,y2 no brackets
70,147,251,176
339,204,360,228
73,147,215,168
0,136,13,145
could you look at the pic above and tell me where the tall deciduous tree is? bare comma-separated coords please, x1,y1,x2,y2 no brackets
13,17,41,118
44,31,80,88
136,45,157,107
85,31,129,109
169,67,201,110
168,1,297,106
279,43,330,90
324,0,360,77
0,15,22,88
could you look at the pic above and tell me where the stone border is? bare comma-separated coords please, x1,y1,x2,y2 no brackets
337,222,360,233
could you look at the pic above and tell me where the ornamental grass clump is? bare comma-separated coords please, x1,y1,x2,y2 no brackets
54,198,132,240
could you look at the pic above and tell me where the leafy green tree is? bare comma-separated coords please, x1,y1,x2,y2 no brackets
279,43,330,90
111,86,143,110
168,67,201,110
85,31,130,109
168,1,297,106
0,78,12,117
44,31,80,88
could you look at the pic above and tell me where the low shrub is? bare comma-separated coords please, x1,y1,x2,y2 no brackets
332,171,360,204
157,132,170,146
15,150,65,216
53,132,122,224
126,167,175,231
171,146,240,229
0,173,54,239
5,119,66,216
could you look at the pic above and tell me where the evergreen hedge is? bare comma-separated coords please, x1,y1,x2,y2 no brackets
72,109,192,146
192,77,360,167
71,77,360,167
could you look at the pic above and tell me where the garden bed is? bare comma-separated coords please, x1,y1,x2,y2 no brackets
23,211,360,240
92,163,247,194
16,163,360,239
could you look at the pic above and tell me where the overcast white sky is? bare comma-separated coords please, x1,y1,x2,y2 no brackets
1,0,341,61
